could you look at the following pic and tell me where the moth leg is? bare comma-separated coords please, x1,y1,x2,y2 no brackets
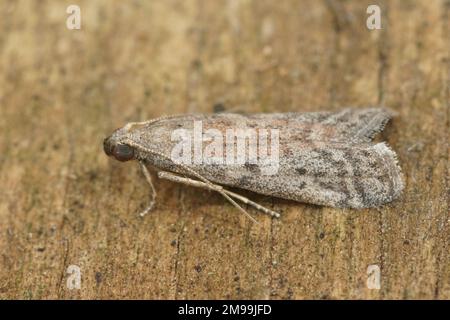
138,161,157,217
157,171,280,218
125,138,259,223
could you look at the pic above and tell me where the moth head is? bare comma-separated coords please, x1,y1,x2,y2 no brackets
103,133,135,162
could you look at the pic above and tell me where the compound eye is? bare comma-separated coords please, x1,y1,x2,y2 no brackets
113,144,134,162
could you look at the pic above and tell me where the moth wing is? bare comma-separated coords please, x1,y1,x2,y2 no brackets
240,107,394,144
319,108,394,143
131,108,393,144
125,109,401,209
206,142,403,209
278,141,404,209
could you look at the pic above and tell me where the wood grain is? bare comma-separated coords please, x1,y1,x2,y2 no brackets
0,0,448,299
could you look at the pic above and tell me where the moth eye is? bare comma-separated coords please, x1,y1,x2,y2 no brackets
113,144,135,162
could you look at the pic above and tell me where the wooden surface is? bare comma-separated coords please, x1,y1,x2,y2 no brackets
0,0,448,299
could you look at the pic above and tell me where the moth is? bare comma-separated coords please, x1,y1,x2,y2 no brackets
103,108,404,221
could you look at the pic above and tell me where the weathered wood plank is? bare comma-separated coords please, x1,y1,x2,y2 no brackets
0,0,447,299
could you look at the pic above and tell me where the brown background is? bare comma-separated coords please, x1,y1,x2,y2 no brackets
0,0,448,299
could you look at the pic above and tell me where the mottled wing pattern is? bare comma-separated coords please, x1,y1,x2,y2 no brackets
137,107,392,144
225,141,404,209
129,108,403,209
240,107,393,143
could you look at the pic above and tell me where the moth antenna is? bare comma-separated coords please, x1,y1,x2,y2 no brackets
124,139,259,224
138,161,157,217
123,114,202,131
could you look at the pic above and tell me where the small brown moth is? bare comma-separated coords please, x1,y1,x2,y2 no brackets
103,108,404,221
